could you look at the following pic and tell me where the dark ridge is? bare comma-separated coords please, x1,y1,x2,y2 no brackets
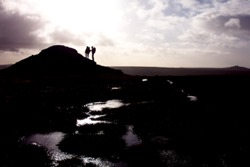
0,45,123,77
112,66,250,76
225,65,249,70
0,64,11,70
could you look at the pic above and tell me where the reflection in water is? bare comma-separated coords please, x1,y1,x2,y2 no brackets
77,99,125,126
85,100,124,112
52,151,74,162
167,80,174,85
76,115,109,126
80,157,120,167
22,132,73,161
111,87,121,90
187,95,198,101
24,132,64,150
123,125,142,147
22,132,128,166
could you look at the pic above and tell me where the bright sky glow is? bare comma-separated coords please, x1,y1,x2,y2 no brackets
1,0,250,67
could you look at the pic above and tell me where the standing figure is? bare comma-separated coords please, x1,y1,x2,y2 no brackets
85,46,91,58
91,46,96,61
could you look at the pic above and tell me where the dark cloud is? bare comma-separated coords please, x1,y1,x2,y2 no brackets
212,15,250,30
0,3,46,51
237,15,250,31
198,14,250,38
197,0,228,4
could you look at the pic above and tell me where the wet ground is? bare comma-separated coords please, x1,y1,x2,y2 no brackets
0,75,250,167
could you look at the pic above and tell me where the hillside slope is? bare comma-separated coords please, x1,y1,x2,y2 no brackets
0,45,123,77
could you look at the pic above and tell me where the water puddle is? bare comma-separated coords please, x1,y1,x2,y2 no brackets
76,115,109,126
187,95,198,101
77,99,125,126
80,157,128,167
22,132,128,166
167,80,174,85
122,125,142,147
23,132,65,151
22,132,73,161
22,100,141,166
111,87,121,90
84,100,124,112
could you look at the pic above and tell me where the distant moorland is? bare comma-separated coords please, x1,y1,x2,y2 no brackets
0,64,11,70
112,66,250,76
1,64,250,76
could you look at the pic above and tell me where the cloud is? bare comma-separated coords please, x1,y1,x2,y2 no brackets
49,29,85,46
237,15,250,31
0,1,46,51
224,18,240,28
184,0,250,51
1,0,250,67
178,0,200,9
96,34,115,47
178,29,239,49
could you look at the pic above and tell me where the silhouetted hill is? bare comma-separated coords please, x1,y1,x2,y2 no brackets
0,45,123,77
226,65,249,71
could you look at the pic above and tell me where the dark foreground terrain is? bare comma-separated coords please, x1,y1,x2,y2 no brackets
0,46,250,167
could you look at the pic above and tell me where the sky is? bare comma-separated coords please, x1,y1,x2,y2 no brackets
0,0,250,67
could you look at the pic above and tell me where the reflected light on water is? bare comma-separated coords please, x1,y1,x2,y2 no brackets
167,80,174,85
123,125,142,147
76,115,109,126
22,132,73,161
80,157,116,167
85,100,124,112
22,132,125,166
187,95,198,101
111,87,121,90
24,132,65,151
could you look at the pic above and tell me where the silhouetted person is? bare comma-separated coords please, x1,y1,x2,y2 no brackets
91,46,96,61
85,46,91,58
